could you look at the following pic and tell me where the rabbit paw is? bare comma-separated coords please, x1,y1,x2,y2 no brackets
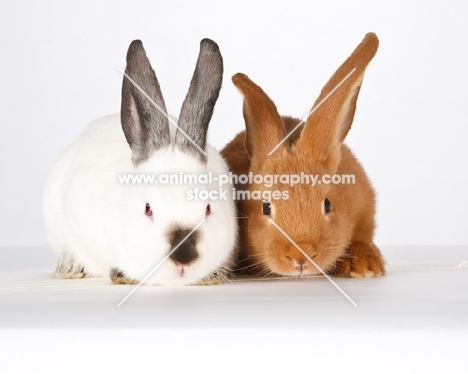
53,253,88,279
110,268,138,285
333,241,385,278
195,270,230,285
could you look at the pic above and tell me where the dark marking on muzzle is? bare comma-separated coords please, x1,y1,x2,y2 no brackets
168,228,200,265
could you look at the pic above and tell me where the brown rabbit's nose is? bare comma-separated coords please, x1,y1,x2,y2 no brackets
286,255,312,273
292,259,307,266
292,258,308,273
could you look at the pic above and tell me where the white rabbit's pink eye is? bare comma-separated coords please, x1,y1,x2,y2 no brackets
324,198,331,214
262,200,271,216
145,203,153,217
206,204,211,216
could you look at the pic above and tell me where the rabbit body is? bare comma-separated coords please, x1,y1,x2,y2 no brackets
43,39,237,285
221,33,385,278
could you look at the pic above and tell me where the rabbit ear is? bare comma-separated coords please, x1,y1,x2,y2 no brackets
295,33,379,171
121,40,170,166
176,39,223,161
232,73,286,161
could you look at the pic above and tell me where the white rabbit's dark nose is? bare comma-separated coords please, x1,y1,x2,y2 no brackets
168,228,199,265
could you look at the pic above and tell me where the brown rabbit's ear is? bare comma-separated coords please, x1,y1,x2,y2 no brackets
295,33,379,171
232,73,286,161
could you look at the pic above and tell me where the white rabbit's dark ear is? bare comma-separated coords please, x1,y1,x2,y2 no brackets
121,40,170,166
176,39,223,161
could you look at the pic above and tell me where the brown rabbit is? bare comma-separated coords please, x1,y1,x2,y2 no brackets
221,33,385,278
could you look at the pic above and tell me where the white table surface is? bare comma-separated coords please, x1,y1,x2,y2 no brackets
1,245,467,372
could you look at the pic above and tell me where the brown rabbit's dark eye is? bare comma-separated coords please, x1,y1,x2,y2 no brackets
145,203,153,217
324,198,331,214
206,204,211,216
262,200,271,216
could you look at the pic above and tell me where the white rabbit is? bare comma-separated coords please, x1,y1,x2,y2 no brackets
43,39,237,285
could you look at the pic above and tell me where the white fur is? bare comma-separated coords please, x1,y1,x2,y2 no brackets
43,114,237,285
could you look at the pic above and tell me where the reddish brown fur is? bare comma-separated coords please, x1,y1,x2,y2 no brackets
221,33,385,278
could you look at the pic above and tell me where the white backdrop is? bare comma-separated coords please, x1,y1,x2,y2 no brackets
1,0,467,247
